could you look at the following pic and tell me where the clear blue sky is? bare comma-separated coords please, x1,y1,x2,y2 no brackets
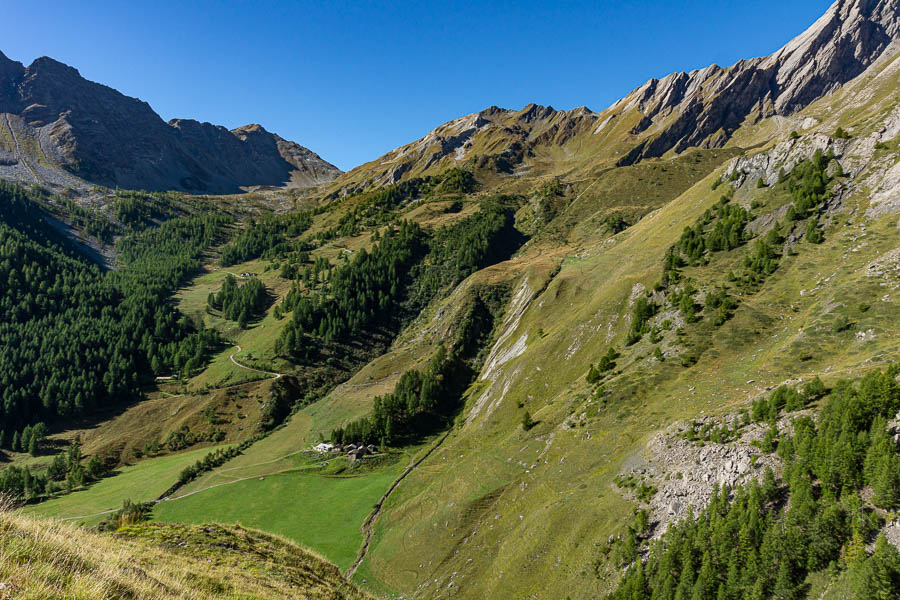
2,1,831,171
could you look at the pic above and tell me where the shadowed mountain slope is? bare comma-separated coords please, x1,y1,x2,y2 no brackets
0,52,341,193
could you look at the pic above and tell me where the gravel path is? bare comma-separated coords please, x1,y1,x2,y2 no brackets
229,345,281,379
346,428,454,580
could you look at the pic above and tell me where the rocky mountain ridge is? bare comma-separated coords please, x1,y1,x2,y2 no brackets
0,52,340,193
613,0,900,161
323,0,900,194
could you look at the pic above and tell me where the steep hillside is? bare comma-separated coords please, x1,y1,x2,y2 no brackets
352,41,900,599
0,51,341,193
0,510,369,599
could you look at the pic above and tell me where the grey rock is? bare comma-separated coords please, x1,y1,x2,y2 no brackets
0,51,341,193
613,0,900,164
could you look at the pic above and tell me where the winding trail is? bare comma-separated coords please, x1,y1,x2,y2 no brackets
345,428,454,580
229,345,282,379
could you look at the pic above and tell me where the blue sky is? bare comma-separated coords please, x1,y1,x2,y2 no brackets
3,1,830,171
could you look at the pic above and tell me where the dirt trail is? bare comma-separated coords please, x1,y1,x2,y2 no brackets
229,345,281,379
345,428,454,580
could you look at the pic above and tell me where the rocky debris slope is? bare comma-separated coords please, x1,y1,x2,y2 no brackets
619,405,819,538
623,420,780,537
0,51,340,193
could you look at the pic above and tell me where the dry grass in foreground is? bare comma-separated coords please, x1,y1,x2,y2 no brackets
0,506,370,599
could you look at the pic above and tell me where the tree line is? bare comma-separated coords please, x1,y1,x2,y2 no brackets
219,211,313,267
410,196,521,305
275,198,523,362
318,168,477,240
0,181,230,437
0,441,108,501
330,345,470,446
276,220,429,354
607,367,900,600
208,275,269,328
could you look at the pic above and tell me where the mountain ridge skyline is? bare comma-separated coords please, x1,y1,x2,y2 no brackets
0,0,835,171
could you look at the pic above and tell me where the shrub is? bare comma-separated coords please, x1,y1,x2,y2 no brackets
522,411,535,431
832,315,852,333
833,127,851,139
806,219,824,244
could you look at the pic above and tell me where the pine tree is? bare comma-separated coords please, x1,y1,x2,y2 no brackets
867,535,900,600
772,560,796,600
522,411,534,431
11,431,20,452
48,454,67,481
692,551,715,600
87,455,104,480
845,529,867,566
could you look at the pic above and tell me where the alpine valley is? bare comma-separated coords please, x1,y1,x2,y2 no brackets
2,1,900,599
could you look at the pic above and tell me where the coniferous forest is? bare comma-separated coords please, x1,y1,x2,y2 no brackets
0,182,228,442
608,369,900,600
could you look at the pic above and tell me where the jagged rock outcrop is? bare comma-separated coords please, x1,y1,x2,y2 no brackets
325,103,599,195
0,52,340,193
613,0,900,162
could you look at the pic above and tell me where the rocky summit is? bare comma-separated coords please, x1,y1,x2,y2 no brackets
0,52,340,193
323,0,900,195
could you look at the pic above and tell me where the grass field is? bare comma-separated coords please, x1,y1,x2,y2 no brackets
22,445,228,527
153,459,408,571
1,513,370,600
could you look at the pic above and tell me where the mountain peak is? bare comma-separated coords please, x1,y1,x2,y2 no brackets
0,50,341,192
0,50,25,105
0,50,23,69
28,55,81,78
233,123,270,135
610,0,900,162
763,0,900,112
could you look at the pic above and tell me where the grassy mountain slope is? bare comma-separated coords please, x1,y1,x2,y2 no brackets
0,510,369,599
349,52,900,597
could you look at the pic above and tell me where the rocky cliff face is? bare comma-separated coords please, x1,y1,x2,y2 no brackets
0,53,340,193
612,0,900,162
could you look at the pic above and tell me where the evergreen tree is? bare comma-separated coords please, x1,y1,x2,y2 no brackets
522,411,534,431
86,455,104,480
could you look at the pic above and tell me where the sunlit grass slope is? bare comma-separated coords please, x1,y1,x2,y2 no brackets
0,511,370,599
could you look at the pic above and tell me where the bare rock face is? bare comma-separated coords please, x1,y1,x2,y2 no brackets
0,51,341,193
629,423,780,538
613,0,900,162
